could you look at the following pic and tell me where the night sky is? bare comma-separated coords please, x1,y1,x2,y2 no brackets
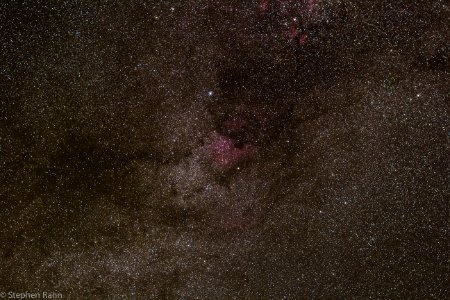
1,0,449,299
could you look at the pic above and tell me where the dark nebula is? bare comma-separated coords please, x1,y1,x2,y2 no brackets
1,0,449,299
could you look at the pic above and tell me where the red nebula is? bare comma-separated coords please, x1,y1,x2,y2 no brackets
205,132,255,169
259,0,270,12
258,0,318,45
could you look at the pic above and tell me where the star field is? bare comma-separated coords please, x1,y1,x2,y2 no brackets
1,0,449,299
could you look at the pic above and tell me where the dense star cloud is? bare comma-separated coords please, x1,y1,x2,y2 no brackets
0,0,449,299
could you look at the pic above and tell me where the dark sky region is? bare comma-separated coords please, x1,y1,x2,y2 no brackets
0,0,449,299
